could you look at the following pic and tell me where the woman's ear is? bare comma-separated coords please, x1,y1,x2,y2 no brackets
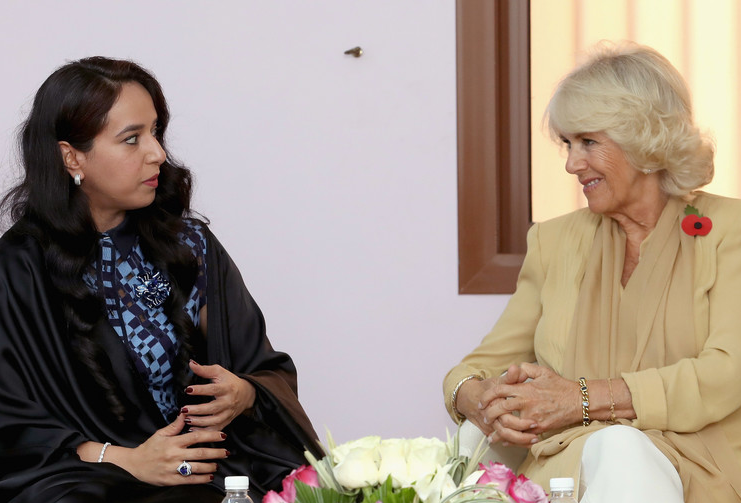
58,141,84,181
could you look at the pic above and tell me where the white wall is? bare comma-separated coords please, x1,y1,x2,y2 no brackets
0,1,511,443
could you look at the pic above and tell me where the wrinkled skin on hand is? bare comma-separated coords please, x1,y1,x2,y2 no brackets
455,365,536,447
457,363,581,448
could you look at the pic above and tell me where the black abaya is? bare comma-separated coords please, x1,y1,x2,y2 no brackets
0,223,320,502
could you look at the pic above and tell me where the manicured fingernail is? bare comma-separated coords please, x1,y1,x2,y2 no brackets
225,450,231,457
210,474,215,481
530,424,537,429
184,417,192,424
220,433,227,440
185,387,194,394
190,359,200,366
180,407,189,414
530,438,538,444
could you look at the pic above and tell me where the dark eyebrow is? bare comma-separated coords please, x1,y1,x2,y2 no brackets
115,124,145,137
115,119,158,138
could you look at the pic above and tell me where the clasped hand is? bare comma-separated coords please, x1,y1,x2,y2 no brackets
120,361,256,485
459,363,580,448
181,360,257,431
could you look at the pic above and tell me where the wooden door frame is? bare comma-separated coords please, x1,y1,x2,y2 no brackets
457,0,531,294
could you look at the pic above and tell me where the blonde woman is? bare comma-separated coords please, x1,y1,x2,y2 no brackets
445,43,741,502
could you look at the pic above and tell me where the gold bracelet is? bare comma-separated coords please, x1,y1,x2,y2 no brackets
578,377,590,426
607,377,616,422
451,374,483,421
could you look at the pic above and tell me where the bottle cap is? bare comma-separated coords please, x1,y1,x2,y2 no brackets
225,476,250,490
549,477,575,491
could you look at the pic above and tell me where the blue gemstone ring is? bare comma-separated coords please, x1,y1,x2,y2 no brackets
177,460,192,477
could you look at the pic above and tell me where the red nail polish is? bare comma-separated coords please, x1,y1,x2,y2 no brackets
185,387,194,394
209,474,214,481
220,433,227,440
225,449,231,457
180,407,189,414
184,417,192,424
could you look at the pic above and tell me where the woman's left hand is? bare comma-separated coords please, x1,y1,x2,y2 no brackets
181,360,256,431
480,363,582,439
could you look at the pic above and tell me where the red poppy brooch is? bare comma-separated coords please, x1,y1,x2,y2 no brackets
681,204,712,237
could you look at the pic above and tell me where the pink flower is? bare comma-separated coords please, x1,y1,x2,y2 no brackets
477,462,515,492
279,465,320,503
507,474,548,503
263,490,288,503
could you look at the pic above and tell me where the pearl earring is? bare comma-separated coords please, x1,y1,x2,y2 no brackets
74,174,81,186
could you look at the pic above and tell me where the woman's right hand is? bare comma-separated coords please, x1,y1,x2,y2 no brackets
106,414,228,486
455,365,537,445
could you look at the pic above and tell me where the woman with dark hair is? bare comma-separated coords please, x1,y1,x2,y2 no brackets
0,57,320,503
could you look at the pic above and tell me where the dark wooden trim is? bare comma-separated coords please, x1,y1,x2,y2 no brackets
457,0,531,294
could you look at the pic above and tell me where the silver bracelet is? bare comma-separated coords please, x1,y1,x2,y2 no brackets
97,442,112,463
451,374,483,421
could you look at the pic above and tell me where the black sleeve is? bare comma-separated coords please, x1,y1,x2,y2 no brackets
203,229,321,497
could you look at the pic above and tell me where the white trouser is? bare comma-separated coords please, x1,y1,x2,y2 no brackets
579,425,683,503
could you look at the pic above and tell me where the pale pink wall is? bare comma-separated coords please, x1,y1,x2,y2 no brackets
0,1,511,443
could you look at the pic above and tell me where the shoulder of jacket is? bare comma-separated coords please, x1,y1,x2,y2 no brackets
688,192,741,237
531,208,600,240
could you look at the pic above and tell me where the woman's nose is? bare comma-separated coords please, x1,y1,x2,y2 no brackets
148,137,167,165
565,149,585,174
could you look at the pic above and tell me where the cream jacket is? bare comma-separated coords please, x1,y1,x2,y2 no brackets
444,193,741,502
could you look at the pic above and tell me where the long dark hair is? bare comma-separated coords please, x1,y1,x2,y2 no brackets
3,57,200,420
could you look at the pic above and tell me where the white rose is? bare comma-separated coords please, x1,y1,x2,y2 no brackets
331,436,381,464
405,437,449,485
377,437,449,488
378,439,410,487
413,463,457,503
332,436,382,488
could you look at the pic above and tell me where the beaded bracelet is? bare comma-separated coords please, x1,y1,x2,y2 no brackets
451,374,483,421
97,442,112,463
578,377,590,426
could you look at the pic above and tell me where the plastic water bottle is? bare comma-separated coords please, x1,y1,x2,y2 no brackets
549,477,578,503
221,476,253,503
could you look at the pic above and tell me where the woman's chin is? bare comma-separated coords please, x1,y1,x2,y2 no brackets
586,201,606,215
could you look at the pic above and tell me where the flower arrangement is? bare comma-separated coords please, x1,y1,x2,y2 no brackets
263,431,547,503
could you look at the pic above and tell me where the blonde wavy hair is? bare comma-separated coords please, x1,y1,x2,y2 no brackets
545,42,714,198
